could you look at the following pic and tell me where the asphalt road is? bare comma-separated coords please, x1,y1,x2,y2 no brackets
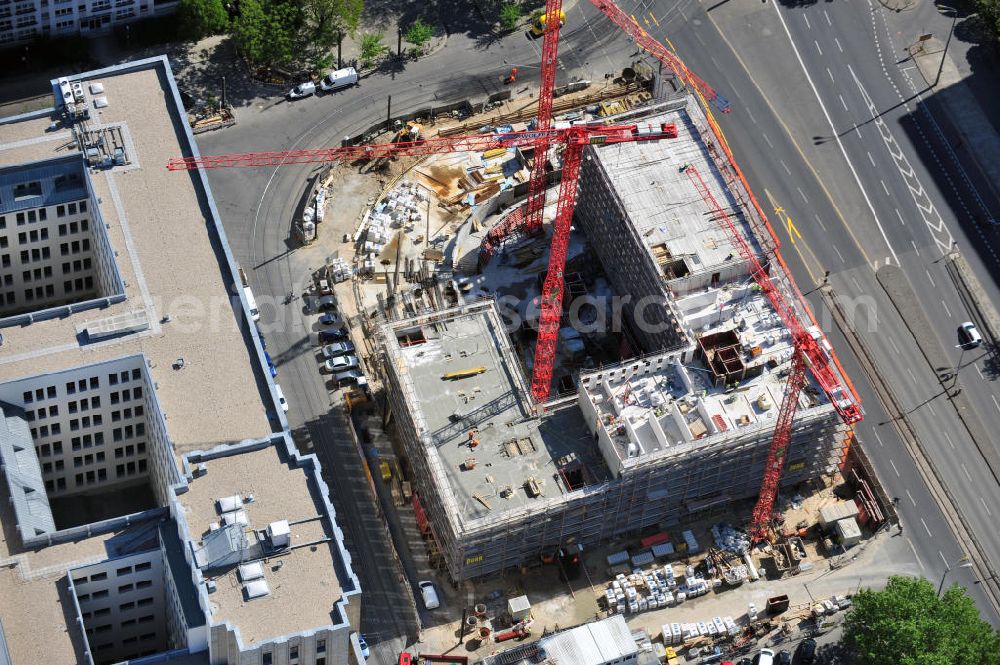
625,0,1000,622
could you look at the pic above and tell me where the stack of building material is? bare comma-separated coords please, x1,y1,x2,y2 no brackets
682,530,700,553
711,523,750,554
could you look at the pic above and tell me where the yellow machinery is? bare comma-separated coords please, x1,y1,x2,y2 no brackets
379,461,392,481
442,366,488,380
530,9,566,37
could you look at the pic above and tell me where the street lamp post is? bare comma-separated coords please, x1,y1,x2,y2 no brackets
938,556,973,597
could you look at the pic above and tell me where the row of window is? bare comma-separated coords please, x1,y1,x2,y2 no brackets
84,611,155,632
19,265,53,282
73,560,152,585
0,201,86,231
21,370,140,406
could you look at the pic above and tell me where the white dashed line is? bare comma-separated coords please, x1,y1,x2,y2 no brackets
911,240,920,256
867,151,876,166
925,270,935,287
824,9,832,26
992,394,1000,414
851,275,862,292
694,31,706,46
888,337,900,354
895,208,906,226
938,550,949,567
746,108,757,124
797,187,809,204
906,367,917,384
927,403,936,416
906,489,916,506
814,214,827,231
827,67,835,84
982,496,993,516
762,133,773,148
975,364,984,381
779,159,791,175
890,459,900,476
834,36,843,52
943,431,955,450
872,430,884,447
839,94,849,111
941,299,951,317
803,14,811,29
814,40,823,56
881,179,891,196
921,518,932,537
962,463,973,482
833,245,845,264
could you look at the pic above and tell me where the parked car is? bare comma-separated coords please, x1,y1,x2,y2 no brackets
418,580,439,609
287,81,316,99
319,66,359,92
319,312,339,326
274,384,288,413
319,327,349,343
796,638,817,664
264,351,277,377
333,368,366,386
958,321,983,348
318,295,337,312
777,650,791,665
753,649,775,665
355,633,369,659
323,355,359,373
322,341,355,358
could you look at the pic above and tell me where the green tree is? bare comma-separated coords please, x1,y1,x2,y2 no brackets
177,0,229,39
359,31,386,68
500,2,521,31
975,0,1000,43
842,576,1000,665
404,17,434,51
234,0,298,66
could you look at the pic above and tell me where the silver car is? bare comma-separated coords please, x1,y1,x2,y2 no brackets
323,355,359,373
322,341,355,358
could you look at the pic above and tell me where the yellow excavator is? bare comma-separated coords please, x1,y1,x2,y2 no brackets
530,9,566,37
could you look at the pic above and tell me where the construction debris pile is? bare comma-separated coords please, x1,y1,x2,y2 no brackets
355,181,428,272
662,616,741,645
711,523,750,554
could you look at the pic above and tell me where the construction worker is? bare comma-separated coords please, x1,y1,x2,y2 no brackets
506,67,518,84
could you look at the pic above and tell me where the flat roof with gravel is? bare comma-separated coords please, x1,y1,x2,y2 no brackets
0,62,271,453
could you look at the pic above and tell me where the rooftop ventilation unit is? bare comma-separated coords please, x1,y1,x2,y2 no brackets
243,579,270,600
238,562,264,582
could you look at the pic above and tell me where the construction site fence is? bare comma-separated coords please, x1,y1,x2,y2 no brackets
340,98,478,148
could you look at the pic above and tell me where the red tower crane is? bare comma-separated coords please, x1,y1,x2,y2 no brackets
683,163,861,540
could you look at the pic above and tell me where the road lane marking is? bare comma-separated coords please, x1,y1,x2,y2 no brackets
872,429,884,447
888,337,900,354
906,367,917,384
895,208,906,226
833,244,846,264
839,94,849,111
824,9,832,26
925,269,935,288
938,550,949,567
814,214,827,231
981,496,993,516
941,299,951,317
814,40,823,56
906,489,916,506
835,36,844,52
694,31,706,46
803,14,811,29
746,107,756,124
890,458,900,476
797,187,809,204
649,11,659,27
881,179,891,196
851,275,862,292
779,159,791,175
827,67,835,84
962,463,973,482
927,403,936,416
867,151,876,166
992,394,1000,414
921,518,932,537
911,239,920,256
943,431,955,449
975,364,984,381
762,133,773,148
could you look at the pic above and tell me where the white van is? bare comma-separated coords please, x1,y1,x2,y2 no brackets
754,648,775,665
274,383,288,413
287,81,316,99
319,67,359,92
244,287,260,322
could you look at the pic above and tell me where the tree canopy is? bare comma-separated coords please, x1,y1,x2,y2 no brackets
842,576,1000,665
975,0,1000,43
177,0,229,40
232,0,364,67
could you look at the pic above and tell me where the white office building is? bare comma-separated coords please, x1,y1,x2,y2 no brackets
0,0,178,47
